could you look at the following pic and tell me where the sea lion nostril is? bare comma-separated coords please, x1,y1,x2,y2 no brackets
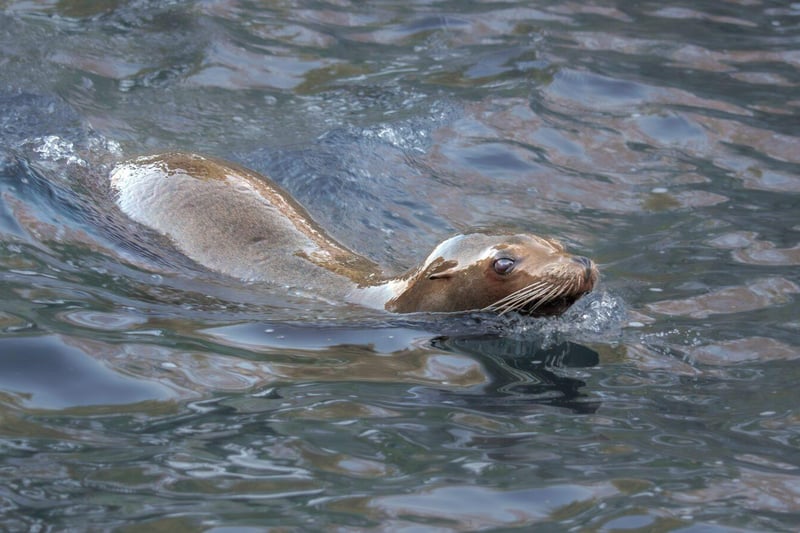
573,256,592,268
573,255,595,283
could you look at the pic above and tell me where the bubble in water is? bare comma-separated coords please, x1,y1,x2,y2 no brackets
32,135,87,167
481,290,626,345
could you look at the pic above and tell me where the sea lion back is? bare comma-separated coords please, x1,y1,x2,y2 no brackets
110,152,368,295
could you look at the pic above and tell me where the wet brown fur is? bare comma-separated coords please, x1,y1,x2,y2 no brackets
386,234,598,315
112,153,598,316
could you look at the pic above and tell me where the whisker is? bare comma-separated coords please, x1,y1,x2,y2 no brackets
527,282,564,312
484,282,549,314
521,280,566,313
484,271,590,316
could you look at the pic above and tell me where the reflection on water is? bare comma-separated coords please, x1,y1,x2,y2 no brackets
432,335,600,413
0,335,177,409
1,0,800,530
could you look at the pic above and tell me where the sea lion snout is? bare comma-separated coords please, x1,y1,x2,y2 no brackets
572,255,597,283
572,255,592,268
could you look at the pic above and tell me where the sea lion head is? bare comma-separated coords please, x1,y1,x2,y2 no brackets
386,232,598,316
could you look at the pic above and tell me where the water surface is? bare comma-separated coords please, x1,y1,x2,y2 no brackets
1,0,799,530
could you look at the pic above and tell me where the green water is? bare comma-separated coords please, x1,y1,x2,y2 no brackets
1,1,799,530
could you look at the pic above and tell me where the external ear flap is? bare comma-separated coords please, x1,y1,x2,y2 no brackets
428,259,459,280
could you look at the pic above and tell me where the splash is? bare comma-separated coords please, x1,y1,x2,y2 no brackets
497,290,626,346
32,135,87,167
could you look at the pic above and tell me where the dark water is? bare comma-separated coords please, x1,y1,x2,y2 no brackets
2,1,800,530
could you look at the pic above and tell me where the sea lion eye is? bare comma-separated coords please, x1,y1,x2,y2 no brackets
493,257,515,275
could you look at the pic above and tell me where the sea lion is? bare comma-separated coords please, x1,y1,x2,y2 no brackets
110,152,598,315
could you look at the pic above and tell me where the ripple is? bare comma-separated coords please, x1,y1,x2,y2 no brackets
186,41,336,91
635,113,707,147
651,433,707,448
733,242,800,266
0,335,178,409
672,468,800,513
59,310,148,330
692,337,799,365
200,322,434,353
344,483,619,528
646,277,800,319
544,70,652,110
